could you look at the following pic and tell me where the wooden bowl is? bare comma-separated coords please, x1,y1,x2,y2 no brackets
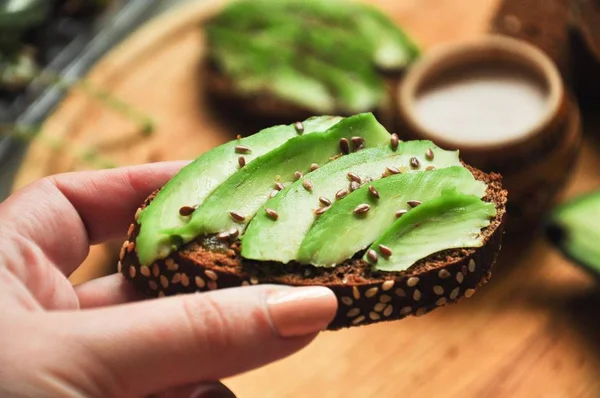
396,35,581,234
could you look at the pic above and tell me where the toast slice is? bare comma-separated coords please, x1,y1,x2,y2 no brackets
202,0,419,124
119,165,506,330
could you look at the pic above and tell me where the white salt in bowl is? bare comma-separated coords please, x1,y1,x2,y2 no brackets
397,35,580,235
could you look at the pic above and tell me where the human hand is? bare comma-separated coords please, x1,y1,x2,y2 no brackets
0,162,338,398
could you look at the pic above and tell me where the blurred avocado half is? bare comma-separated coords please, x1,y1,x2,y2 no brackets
545,191,600,276
203,0,420,125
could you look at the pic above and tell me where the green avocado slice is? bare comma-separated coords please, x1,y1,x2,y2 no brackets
241,141,461,264
170,113,391,242
209,0,418,71
545,191,600,274
366,191,496,272
208,25,382,114
297,166,487,267
135,115,342,266
205,0,419,114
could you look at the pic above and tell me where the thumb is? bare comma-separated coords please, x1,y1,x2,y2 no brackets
63,284,337,397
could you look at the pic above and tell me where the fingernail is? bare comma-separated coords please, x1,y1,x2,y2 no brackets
266,286,338,337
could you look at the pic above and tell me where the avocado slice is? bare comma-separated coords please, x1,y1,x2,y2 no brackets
209,0,418,71
297,166,487,267
205,0,419,114
366,191,496,272
241,141,462,263
135,115,342,265
545,191,600,274
170,113,391,242
208,25,381,114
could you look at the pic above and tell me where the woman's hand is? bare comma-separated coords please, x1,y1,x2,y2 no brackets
0,162,337,398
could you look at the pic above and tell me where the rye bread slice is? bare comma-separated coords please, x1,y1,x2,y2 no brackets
119,165,507,330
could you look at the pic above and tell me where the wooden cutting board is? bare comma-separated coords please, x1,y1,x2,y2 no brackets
11,1,600,397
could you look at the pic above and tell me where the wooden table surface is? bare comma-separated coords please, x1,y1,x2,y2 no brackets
11,1,600,397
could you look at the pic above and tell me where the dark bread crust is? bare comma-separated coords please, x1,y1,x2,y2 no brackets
119,165,507,330
204,59,319,122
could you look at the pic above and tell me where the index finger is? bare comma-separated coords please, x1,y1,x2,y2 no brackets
0,161,187,275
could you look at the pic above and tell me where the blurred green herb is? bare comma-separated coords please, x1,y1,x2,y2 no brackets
0,49,156,136
0,122,118,169
0,0,155,170
39,71,156,136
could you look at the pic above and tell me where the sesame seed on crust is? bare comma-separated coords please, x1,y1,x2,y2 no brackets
205,270,219,281
171,273,182,284
469,259,476,272
400,306,412,315
195,276,206,288
140,265,151,278
383,305,393,317
347,308,360,317
381,280,394,291
415,307,427,317
166,258,178,271
450,287,460,300
407,277,420,287
341,297,353,306
438,269,451,279
413,289,422,301
181,274,190,287
160,275,169,289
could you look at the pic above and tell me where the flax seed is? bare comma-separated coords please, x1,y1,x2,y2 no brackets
234,145,251,154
